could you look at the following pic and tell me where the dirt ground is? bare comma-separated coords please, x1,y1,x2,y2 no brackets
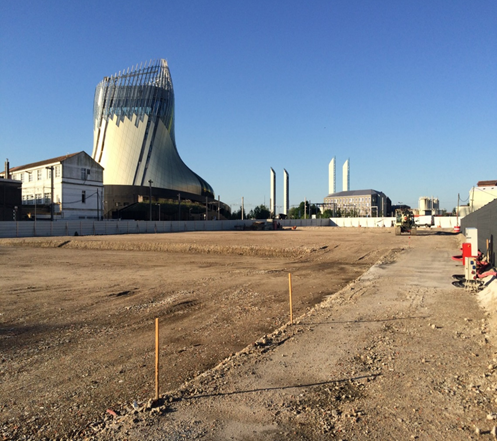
1,227,397,440
1,227,496,440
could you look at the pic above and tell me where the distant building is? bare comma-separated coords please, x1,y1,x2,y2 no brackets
0,175,22,221
324,189,389,217
418,197,440,215
459,180,497,217
92,59,215,218
1,152,104,220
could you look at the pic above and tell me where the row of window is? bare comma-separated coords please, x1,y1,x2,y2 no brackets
327,197,371,204
15,166,60,182
22,192,88,205
329,202,371,208
15,166,93,182
22,194,52,204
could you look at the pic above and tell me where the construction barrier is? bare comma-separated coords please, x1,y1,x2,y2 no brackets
0,216,461,239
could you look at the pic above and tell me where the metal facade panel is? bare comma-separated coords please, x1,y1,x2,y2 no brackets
461,199,497,264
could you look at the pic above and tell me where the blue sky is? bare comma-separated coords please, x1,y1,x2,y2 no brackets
1,1,495,212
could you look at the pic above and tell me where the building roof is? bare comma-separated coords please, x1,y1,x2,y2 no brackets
477,180,497,187
8,152,83,172
325,189,385,198
0,177,21,184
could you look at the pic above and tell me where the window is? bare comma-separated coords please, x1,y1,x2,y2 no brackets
20,174,24,182
47,168,52,179
54,166,60,177
37,169,42,180
81,168,90,180
28,172,33,182
44,193,51,204
82,191,86,203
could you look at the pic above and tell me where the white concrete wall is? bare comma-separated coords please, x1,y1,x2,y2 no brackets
328,216,459,228
0,217,461,239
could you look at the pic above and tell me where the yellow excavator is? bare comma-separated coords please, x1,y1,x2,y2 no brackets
394,208,417,236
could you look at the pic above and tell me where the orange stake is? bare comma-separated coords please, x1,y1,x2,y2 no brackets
155,318,159,400
288,273,293,324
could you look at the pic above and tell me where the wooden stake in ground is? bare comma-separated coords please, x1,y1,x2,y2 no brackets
155,318,159,400
288,273,293,324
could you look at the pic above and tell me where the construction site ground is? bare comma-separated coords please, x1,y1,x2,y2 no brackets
1,228,496,440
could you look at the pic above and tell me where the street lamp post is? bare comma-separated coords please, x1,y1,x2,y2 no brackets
26,171,37,222
45,166,54,221
148,180,153,221
178,193,181,221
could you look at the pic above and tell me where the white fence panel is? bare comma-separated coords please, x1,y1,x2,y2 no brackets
0,216,460,239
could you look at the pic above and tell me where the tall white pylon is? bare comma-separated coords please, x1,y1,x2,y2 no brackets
270,167,276,216
329,157,336,194
342,159,350,191
283,169,289,215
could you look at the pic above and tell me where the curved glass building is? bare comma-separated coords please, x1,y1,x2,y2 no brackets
92,59,214,206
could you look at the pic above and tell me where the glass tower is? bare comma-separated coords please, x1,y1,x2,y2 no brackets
92,59,214,198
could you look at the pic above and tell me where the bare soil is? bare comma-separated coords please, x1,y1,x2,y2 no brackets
1,228,394,439
1,228,495,440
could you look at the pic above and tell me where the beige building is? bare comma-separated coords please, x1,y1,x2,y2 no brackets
324,189,389,217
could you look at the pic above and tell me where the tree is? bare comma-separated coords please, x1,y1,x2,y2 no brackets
309,203,319,217
288,201,320,219
287,206,300,219
248,204,270,219
230,208,246,220
322,209,334,218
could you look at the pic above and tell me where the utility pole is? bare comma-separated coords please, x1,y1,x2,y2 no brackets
178,193,181,221
148,180,153,221
45,166,54,221
457,193,460,227
241,197,244,220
